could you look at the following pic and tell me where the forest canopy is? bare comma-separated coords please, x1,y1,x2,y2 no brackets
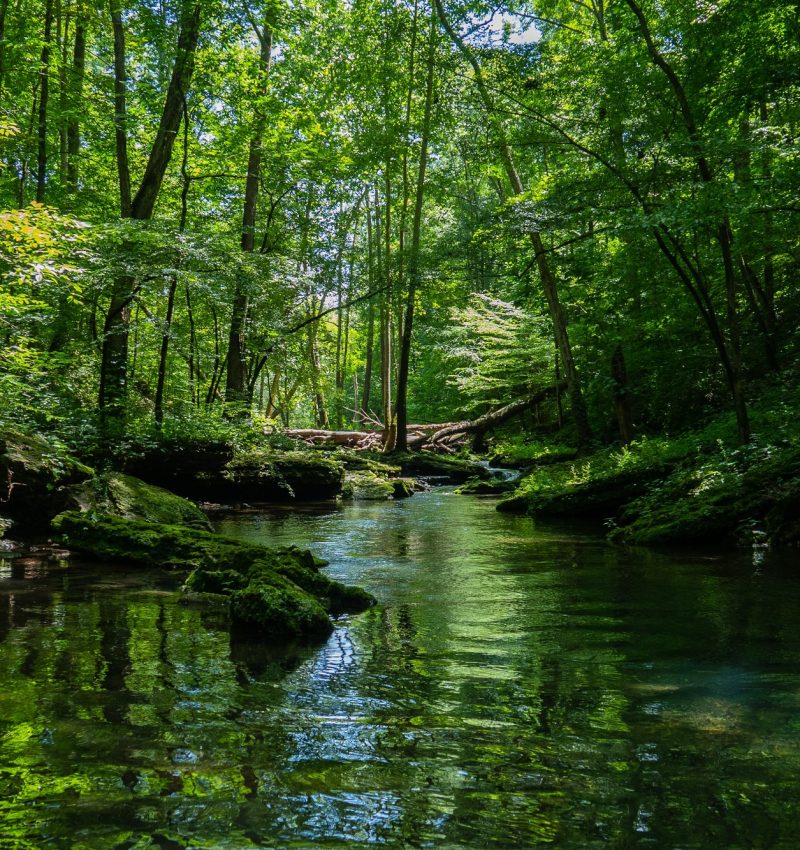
1,0,798,451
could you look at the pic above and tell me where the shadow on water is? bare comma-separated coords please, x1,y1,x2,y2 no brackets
1,488,800,849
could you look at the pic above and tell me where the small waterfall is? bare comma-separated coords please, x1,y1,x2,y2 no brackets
478,461,521,482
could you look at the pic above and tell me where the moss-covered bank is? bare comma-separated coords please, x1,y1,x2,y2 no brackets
69,471,212,530
497,424,800,548
53,512,376,638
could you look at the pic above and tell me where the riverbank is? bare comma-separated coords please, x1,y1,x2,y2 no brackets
494,383,800,548
0,428,493,640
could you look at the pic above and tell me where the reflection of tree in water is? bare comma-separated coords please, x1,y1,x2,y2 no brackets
0,562,284,848
2,499,800,849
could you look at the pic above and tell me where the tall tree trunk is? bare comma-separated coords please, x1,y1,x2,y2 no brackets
611,344,633,444
361,205,376,422
434,0,593,448
380,175,395,450
66,4,85,194
57,0,70,186
308,322,329,429
35,0,53,201
99,0,202,420
154,97,190,428
395,8,436,452
225,18,272,409
110,0,131,215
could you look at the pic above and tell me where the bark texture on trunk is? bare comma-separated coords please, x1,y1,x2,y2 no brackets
226,21,272,407
99,0,202,419
395,8,436,452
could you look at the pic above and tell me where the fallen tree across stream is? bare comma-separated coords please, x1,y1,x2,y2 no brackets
282,383,565,452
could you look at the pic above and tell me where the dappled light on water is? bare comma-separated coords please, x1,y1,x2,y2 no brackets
1,488,800,848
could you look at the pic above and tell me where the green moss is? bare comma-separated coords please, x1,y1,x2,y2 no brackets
389,452,491,482
391,478,417,499
69,472,211,530
455,476,516,495
1,429,93,479
611,444,800,546
52,511,376,639
231,578,333,638
0,429,93,530
343,471,395,500
497,437,687,517
335,450,401,477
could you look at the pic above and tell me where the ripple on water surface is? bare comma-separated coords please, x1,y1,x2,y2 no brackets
1,487,800,849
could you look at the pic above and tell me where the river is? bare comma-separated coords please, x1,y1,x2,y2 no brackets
1,487,799,849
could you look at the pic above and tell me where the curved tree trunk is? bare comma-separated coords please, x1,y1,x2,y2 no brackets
433,0,593,449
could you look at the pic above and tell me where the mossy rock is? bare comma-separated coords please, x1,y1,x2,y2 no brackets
0,430,93,531
495,493,531,513
52,511,375,639
343,471,395,500
68,472,211,530
391,478,417,499
127,441,344,502
230,578,333,638
335,450,401,477
456,476,516,495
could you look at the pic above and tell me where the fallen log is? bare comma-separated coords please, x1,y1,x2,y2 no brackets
427,383,566,445
281,384,565,451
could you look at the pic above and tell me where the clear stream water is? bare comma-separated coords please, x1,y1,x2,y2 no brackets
1,487,799,849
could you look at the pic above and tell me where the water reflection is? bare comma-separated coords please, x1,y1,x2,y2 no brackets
1,491,800,848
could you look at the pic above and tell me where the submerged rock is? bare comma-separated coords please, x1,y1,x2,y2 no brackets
52,512,375,639
67,472,211,530
391,478,418,499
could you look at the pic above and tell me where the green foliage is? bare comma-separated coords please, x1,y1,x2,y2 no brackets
0,0,798,460
444,293,555,414
499,378,800,544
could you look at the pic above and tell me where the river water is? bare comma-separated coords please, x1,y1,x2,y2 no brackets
1,487,799,849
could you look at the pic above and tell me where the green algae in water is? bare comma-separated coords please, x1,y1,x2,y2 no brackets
2,490,800,848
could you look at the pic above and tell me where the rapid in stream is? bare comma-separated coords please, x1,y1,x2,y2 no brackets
1,487,799,849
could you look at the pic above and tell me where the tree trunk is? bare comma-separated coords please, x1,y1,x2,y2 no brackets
35,0,53,201
434,0,592,449
99,0,202,420
154,99,190,428
380,176,395,450
611,344,633,444
623,0,749,443
66,7,85,194
395,8,436,452
361,205,376,422
110,0,131,216
225,19,272,409
308,324,329,429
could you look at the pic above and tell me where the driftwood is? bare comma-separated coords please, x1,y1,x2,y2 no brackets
282,384,564,452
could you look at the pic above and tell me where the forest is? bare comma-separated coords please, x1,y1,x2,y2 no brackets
1,0,800,846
